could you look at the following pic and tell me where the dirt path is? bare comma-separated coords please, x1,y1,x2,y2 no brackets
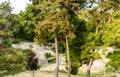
4,70,81,77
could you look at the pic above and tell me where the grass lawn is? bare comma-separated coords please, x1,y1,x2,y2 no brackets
4,70,117,77
4,70,82,77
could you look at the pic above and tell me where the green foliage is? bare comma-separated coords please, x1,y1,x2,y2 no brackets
102,12,120,47
114,13,120,19
13,3,42,41
49,43,65,53
41,47,57,64
45,52,53,58
68,19,87,74
2,38,22,46
71,63,80,75
48,58,56,64
44,52,56,64
59,69,67,73
12,38,22,44
1,0,120,77
101,13,120,72
2,38,12,46
106,50,120,72
26,49,39,70
0,1,15,38
0,44,31,76
70,52,81,75
37,64,45,68
65,58,80,75
78,0,118,67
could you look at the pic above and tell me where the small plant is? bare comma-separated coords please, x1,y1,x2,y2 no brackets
13,38,22,44
45,52,53,58
2,38,12,46
37,64,45,68
26,51,39,70
59,69,67,73
48,58,56,64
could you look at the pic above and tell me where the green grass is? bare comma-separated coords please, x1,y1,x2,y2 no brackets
77,69,117,77
4,70,117,77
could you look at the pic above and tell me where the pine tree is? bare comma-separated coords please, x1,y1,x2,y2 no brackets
34,1,60,77
102,12,120,72
80,0,120,77
57,1,86,77
35,1,86,77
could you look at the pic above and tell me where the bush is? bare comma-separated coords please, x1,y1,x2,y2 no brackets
71,64,79,75
0,52,26,75
2,38,22,46
37,64,45,68
48,58,56,64
45,52,53,58
59,69,67,73
106,50,120,72
65,63,79,75
0,45,33,76
12,38,22,44
65,51,81,75
2,38,12,46
26,50,39,70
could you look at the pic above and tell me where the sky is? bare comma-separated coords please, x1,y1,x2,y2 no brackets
0,0,31,14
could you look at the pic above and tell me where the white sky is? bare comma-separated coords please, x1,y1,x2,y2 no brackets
0,0,31,14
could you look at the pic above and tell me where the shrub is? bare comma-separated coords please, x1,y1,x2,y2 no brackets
0,45,33,76
2,38,12,46
26,50,39,70
12,38,22,44
71,64,79,75
45,52,53,58
37,64,45,68
106,50,120,72
48,58,56,64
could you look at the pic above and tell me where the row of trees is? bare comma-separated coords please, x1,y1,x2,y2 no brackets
1,0,120,77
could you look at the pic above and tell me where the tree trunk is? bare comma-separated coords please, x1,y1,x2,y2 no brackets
32,70,35,77
65,33,71,77
86,58,93,77
54,26,59,77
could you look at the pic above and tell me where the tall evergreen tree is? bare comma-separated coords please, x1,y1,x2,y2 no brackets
57,1,87,77
102,11,120,72
34,1,60,77
80,0,120,77
35,1,86,77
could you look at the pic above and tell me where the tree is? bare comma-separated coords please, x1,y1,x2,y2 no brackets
69,19,87,75
26,51,39,77
102,12,120,72
34,1,60,77
79,0,120,77
57,1,87,76
0,1,13,40
14,3,42,41
35,1,87,77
